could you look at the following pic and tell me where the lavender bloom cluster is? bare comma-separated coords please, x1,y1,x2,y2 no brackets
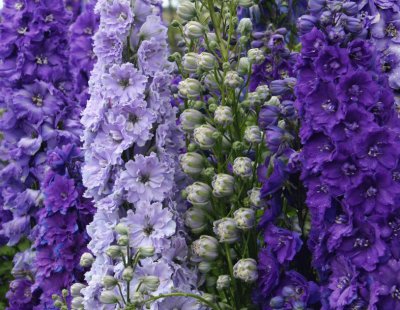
76,0,198,308
296,0,400,308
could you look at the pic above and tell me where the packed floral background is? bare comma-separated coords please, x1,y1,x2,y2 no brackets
0,0,399,309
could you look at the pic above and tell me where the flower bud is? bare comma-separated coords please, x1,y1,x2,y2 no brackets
271,78,296,95
185,207,207,234
232,141,244,151
71,283,86,297
193,124,217,149
180,109,204,131
233,258,258,283
204,71,220,91
178,78,202,99
139,276,160,292
117,235,129,246
238,57,250,75
198,261,213,273
213,218,240,243
224,71,243,88
233,157,253,178
102,275,118,289
99,291,119,304
266,96,280,106
122,267,134,282
237,18,253,35
106,245,122,259
214,106,233,127
202,293,216,303
201,167,215,179
297,15,318,35
177,1,196,20
186,182,212,207
199,52,217,71
270,296,285,308
248,188,261,208
247,92,261,107
184,21,205,39
212,174,235,197
248,48,265,65
192,235,219,261
71,297,84,309
79,252,94,267
234,208,255,230
282,285,295,297
342,2,358,15
182,52,199,73
180,152,204,175
238,0,254,7
320,10,332,26
139,246,155,257
131,292,145,306
255,85,270,101
344,16,362,33
216,275,231,290
208,103,218,113
62,289,69,298
244,125,262,144
114,223,128,235
54,300,63,308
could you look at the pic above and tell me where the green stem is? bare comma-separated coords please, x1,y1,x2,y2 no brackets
144,292,220,309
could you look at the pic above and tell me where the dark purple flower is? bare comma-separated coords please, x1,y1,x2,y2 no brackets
300,27,326,58
256,249,280,298
348,40,374,69
315,45,349,81
372,259,400,309
44,174,78,215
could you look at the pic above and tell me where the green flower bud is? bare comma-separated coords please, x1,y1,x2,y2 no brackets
213,218,240,243
102,275,119,289
117,235,129,246
238,0,254,8
178,78,202,99
211,130,222,140
199,52,217,71
214,106,233,127
139,276,160,292
237,18,253,35
247,92,261,107
201,167,216,179
177,1,196,21
208,103,218,113
182,52,199,73
232,141,244,151
115,223,129,235
54,300,63,308
180,108,204,131
185,207,207,234
239,36,249,45
52,294,61,301
238,57,250,75
192,235,219,261
122,267,134,281
216,275,231,290
193,100,205,110
248,48,265,65
244,125,262,144
209,40,218,50
79,252,94,267
62,289,69,298
170,20,181,28
99,291,119,304
131,292,145,306
186,182,212,207
248,188,262,208
233,157,253,178
71,283,86,297
255,84,270,101
184,21,205,39
187,142,198,152
71,297,83,309
233,259,258,283
212,174,235,197
222,62,231,71
234,208,255,230
180,152,204,175
266,96,281,106
198,261,213,273
202,293,216,303
139,246,155,257
106,245,122,259
224,71,244,88
193,124,217,149
204,72,220,92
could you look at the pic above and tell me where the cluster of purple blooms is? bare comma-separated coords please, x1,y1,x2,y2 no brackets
296,0,400,308
78,0,199,308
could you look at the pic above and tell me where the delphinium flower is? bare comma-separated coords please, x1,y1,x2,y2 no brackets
73,1,202,309
169,0,316,308
0,0,92,308
296,0,400,308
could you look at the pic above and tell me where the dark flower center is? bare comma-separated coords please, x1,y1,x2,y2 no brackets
325,60,340,71
84,27,93,35
119,78,130,88
342,162,357,176
393,171,400,182
18,27,28,35
392,287,400,300
265,63,273,72
365,186,377,198
344,121,359,131
128,114,138,124
385,23,398,38
60,192,67,200
15,2,24,10
318,143,332,153
316,184,328,194
335,214,348,224
32,94,43,106
321,99,337,113
337,275,350,290
139,173,150,183
45,14,54,22
368,145,381,157
143,225,154,236
36,56,48,65
348,84,362,101
353,237,369,248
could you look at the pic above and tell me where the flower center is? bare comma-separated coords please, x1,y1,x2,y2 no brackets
45,14,54,22
337,275,350,290
392,287,400,300
18,27,28,35
342,162,357,176
353,237,369,248
335,214,348,224
60,192,67,200
139,173,150,184
84,27,93,35
393,171,400,182
365,186,377,198
36,56,48,65
15,2,24,10
318,143,332,153
386,23,398,38
368,145,381,157
32,94,43,106
143,225,154,236
348,84,362,101
119,78,130,88
321,99,337,113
